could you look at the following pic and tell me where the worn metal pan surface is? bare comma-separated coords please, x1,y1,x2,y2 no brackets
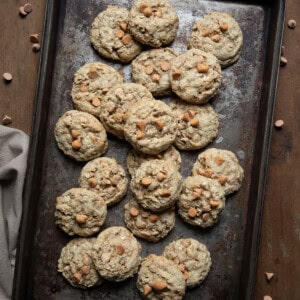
13,0,285,299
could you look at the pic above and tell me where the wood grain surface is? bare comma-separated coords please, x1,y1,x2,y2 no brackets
0,0,299,299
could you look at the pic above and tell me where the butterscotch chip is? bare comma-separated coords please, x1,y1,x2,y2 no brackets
145,65,154,75
88,68,98,79
172,70,181,79
73,273,82,281
116,245,125,255
143,7,152,17
265,272,274,282
143,284,152,295
149,214,159,223
155,120,165,131
139,3,148,12
209,200,220,207
189,118,199,128
24,3,33,13
131,160,182,212
141,177,152,186
130,207,139,217
93,227,141,281
81,266,90,275
88,178,97,188
151,74,160,82
70,129,80,139
55,188,107,237
2,115,12,125
3,73,13,82
72,139,82,150
75,214,88,224
178,175,225,228
188,207,197,218
218,176,227,185
156,172,166,182
204,169,213,178
122,34,132,45
137,131,145,140
160,61,170,71
124,198,175,242
211,34,221,42
163,238,212,287
32,43,41,52
197,63,209,73
19,6,27,16
30,34,39,43
189,12,243,67
287,19,296,29
215,156,224,166
188,110,196,118
137,255,185,299
115,29,125,39
274,119,284,128
220,23,228,31
90,6,142,63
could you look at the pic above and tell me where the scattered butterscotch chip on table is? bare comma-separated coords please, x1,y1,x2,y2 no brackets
287,19,296,29
24,3,33,13
265,272,274,282
264,296,272,300
30,34,39,43
280,56,287,66
3,72,13,82
19,6,27,16
274,119,284,129
2,115,12,125
32,43,41,52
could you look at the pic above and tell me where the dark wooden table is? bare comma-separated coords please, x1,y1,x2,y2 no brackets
1,1,299,299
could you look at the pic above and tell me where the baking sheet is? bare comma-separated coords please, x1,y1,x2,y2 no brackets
13,0,285,299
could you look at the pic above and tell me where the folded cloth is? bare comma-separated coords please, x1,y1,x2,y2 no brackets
0,126,29,300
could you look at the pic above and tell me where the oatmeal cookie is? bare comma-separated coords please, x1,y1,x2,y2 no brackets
136,254,186,300
55,188,107,237
131,48,178,96
92,226,141,281
189,12,243,67
54,110,108,162
129,0,179,48
90,6,142,63
192,148,244,195
79,157,128,206
131,159,182,212
100,83,153,138
177,175,225,228
58,238,103,289
169,98,219,150
124,198,175,242
126,145,181,177
163,238,212,288
71,62,123,117
124,99,178,154
170,49,222,104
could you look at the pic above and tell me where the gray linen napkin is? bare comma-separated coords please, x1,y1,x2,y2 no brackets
0,125,29,300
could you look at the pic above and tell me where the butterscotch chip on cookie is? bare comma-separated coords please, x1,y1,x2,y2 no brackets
192,148,244,195
127,145,181,177
124,198,175,242
177,175,225,228
131,48,178,96
163,238,212,288
92,226,141,281
58,238,103,289
100,83,154,139
90,6,142,63
129,0,179,48
124,99,178,154
55,188,107,237
137,254,186,300
189,12,243,68
54,110,108,162
131,159,182,212
71,62,123,117
79,157,128,206
169,98,219,150
170,49,222,104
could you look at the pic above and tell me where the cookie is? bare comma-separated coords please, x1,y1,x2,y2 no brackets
177,175,225,228
189,12,243,68
192,148,244,195
170,49,222,104
79,157,128,206
124,99,178,154
131,159,182,212
54,110,108,162
92,226,141,281
90,6,142,63
136,254,186,300
71,62,123,117
58,238,103,289
100,83,154,139
163,238,212,288
124,198,175,242
131,48,178,96
127,145,181,177
55,188,107,237
169,98,219,150
129,0,179,48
